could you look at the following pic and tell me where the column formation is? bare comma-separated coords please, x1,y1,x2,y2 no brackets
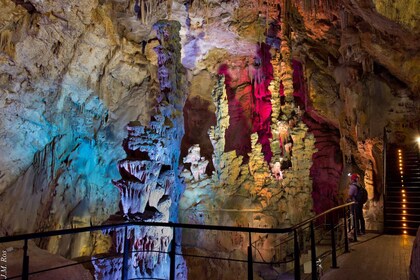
93,20,187,280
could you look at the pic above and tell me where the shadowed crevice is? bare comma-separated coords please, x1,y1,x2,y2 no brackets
11,0,37,13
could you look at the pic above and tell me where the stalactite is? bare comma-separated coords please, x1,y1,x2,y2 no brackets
0,30,14,56
300,0,338,18
141,0,145,24
362,55,373,74
205,1,209,25
135,0,169,24
265,4,269,36
303,0,311,12
145,0,150,24
282,0,291,22
340,9,348,29
166,0,173,19
324,0,331,13
312,0,317,15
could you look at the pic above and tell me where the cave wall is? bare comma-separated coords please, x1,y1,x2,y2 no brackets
0,0,172,257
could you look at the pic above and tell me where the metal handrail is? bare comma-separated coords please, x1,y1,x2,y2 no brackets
0,202,355,280
0,221,293,244
0,202,355,243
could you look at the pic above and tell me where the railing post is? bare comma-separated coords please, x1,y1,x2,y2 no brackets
343,207,350,253
247,232,253,280
383,127,387,197
352,206,358,242
310,222,317,280
383,127,387,232
22,238,29,280
329,213,338,268
121,226,129,280
294,229,301,280
169,226,176,280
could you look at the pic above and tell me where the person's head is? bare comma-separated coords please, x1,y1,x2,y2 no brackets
350,173,359,182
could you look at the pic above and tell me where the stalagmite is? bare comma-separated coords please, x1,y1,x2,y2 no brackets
279,24,294,118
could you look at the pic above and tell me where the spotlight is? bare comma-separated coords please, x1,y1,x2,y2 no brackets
416,136,420,145
404,230,407,234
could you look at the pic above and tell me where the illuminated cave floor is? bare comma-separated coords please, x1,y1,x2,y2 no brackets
320,233,415,280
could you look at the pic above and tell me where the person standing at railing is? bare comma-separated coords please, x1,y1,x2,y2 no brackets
347,173,366,235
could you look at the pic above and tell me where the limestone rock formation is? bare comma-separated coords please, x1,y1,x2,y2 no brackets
0,0,419,279
183,144,209,182
93,20,187,279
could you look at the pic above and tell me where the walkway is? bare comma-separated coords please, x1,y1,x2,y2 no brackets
320,233,415,280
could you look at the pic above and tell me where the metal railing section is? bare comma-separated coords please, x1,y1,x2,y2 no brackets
0,202,356,280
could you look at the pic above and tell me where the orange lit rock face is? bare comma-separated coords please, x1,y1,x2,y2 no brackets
304,112,343,214
373,0,419,32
